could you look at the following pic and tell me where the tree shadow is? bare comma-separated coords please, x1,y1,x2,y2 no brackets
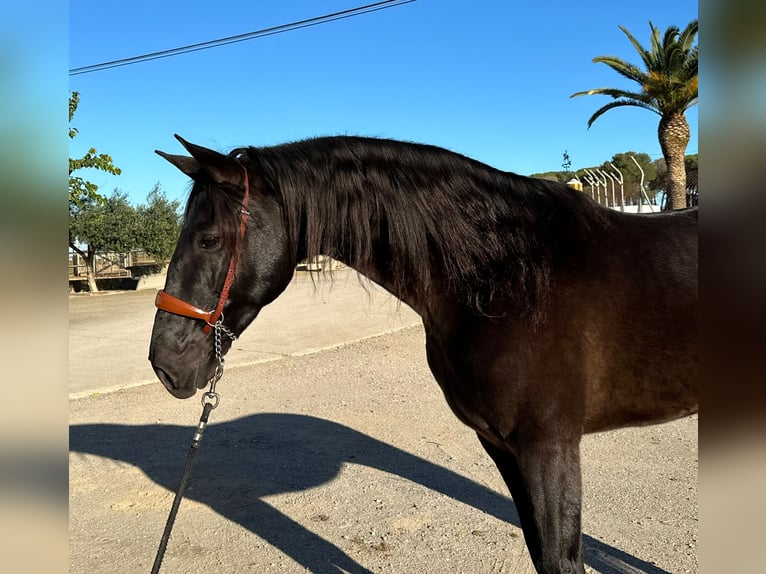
69,413,670,573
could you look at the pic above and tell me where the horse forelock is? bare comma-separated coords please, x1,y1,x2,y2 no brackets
233,136,608,316
184,177,245,256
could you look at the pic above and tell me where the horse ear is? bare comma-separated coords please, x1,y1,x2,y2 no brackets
172,134,243,187
155,150,200,178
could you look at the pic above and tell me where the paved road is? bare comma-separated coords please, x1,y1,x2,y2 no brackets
69,269,420,397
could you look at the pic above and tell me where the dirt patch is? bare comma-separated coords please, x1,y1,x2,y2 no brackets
70,326,697,573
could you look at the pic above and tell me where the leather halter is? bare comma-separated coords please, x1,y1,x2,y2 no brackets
155,164,251,334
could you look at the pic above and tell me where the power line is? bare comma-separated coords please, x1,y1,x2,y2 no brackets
70,0,417,76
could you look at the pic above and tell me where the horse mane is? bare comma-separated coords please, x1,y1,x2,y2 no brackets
227,136,609,317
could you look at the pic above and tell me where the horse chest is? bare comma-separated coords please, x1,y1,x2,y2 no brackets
422,328,529,441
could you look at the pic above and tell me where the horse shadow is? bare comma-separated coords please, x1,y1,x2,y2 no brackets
69,413,669,574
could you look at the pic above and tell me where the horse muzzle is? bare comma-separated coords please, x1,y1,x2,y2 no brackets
149,346,216,399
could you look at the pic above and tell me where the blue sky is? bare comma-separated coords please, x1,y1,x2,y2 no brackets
69,0,698,206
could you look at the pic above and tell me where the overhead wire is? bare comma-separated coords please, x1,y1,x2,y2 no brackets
69,0,416,76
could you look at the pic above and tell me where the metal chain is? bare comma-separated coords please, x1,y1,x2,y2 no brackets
202,314,237,409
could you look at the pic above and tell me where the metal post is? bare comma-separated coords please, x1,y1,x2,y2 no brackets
599,169,616,208
608,162,625,211
581,172,596,200
584,169,601,205
629,155,656,213
590,169,608,207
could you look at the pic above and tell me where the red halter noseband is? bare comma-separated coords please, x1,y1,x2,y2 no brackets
155,165,251,334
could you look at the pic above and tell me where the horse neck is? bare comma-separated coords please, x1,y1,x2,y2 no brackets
275,160,442,316
260,138,598,321
303,197,434,316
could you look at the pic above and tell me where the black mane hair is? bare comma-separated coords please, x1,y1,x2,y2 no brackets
224,136,608,316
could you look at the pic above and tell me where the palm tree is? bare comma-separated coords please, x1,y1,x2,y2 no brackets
571,20,698,210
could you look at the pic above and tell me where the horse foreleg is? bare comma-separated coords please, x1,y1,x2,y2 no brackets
478,435,585,574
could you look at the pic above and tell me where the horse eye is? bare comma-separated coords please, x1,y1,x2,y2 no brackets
200,235,221,249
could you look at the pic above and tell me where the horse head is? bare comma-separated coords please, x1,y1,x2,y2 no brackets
148,136,294,398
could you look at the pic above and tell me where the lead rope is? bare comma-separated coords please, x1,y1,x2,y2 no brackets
150,319,237,574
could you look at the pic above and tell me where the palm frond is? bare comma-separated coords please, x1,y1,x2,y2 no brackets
661,25,681,55
592,56,649,85
680,47,698,82
574,19,698,127
650,22,666,68
619,24,654,70
586,99,660,128
678,20,699,52
676,76,698,111
571,86,653,103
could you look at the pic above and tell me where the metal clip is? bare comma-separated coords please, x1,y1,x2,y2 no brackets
201,391,220,409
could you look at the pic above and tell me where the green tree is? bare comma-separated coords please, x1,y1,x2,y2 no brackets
529,170,569,183
69,91,123,292
69,92,121,208
685,154,698,206
606,151,656,205
136,184,182,266
571,20,698,210
70,191,137,292
650,153,698,207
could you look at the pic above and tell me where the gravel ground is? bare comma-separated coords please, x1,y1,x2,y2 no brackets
69,325,697,574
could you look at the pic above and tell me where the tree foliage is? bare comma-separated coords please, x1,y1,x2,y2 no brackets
596,152,656,204
69,190,137,292
68,91,121,208
570,21,698,125
70,190,137,254
650,154,698,206
70,186,183,291
68,92,184,289
571,152,652,205
531,149,696,207
607,152,656,185
571,20,698,209
136,185,182,265
529,170,570,183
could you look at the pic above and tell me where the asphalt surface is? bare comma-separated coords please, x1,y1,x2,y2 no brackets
69,270,698,573
69,269,420,397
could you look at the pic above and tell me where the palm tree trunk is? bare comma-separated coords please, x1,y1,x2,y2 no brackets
658,112,691,210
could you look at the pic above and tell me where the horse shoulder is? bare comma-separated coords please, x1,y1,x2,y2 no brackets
422,305,589,446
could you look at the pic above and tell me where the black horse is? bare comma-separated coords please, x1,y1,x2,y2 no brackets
149,135,698,574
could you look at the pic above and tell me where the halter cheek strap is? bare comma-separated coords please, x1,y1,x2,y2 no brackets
202,166,251,333
155,164,251,334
